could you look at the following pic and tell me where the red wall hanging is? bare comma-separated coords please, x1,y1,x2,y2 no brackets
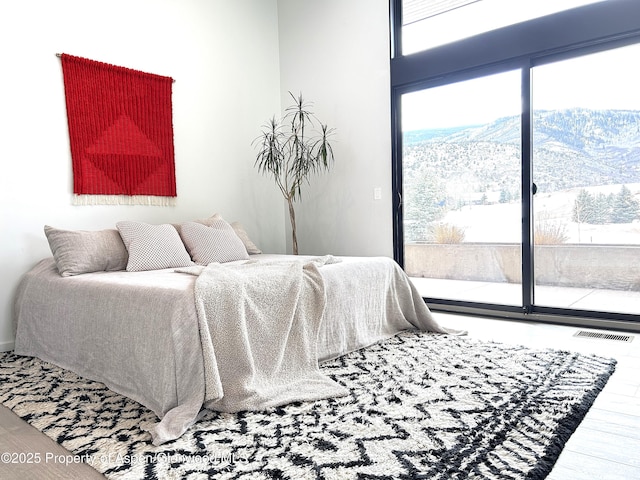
60,54,176,205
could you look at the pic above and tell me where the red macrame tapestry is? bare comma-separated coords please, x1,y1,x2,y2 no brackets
60,54,176,205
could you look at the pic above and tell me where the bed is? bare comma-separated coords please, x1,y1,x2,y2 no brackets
13,219,456,445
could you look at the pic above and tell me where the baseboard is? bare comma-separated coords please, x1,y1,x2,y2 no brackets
0,341,15,352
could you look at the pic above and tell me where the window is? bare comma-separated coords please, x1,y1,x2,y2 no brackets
401,0,605,55
402,71,522,305
532,44,640,314
391,0,640,326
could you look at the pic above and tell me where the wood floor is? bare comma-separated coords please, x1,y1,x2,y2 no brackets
0,313,638,479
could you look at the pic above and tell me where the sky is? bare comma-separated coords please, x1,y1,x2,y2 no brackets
533,45,640,111
402,70,520,131
402,42,640,132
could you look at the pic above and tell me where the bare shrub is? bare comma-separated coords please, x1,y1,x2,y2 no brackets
431,223,466,244
535,213,568,244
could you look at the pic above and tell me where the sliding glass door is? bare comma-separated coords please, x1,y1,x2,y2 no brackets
531,44,640,315
401,70,522,306
400,43,640,317
391,0,640,325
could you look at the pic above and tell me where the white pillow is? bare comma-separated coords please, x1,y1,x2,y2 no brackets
194,213,262,255
116,221,194,272
180,220,250,265
195,213,223,226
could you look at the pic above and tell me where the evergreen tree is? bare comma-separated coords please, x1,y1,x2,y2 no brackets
592,192,610,224
611,185,640,223
403,166,446,242
572,189,596,224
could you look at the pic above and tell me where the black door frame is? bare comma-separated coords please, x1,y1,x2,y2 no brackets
390,0,640,330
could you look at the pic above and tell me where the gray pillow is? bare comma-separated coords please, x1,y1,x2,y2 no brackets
180,220,250,264
116,221,194,272
44,225,128,276
230,221,262,255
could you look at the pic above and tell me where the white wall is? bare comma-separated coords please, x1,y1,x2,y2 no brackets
276,0,393,257
0,0,285,350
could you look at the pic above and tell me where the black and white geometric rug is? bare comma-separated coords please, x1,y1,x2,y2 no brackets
0,331,616,480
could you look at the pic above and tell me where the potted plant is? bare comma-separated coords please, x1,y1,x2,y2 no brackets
254,92,335,254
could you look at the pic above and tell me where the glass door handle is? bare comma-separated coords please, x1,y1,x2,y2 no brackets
532,183,538,195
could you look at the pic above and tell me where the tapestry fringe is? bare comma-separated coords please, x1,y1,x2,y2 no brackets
72,195,177,206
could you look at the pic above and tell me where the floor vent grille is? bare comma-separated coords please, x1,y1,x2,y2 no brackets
574,330,634,343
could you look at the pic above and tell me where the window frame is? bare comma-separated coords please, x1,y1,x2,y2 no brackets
390,0,640,329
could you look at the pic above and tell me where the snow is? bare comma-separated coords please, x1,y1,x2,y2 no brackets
441,183,640,244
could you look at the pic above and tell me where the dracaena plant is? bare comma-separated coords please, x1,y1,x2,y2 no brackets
254,92,335,254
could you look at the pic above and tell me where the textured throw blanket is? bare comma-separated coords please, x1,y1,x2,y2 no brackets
191,257,348,413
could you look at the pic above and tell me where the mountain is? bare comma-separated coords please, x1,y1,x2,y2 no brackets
403,108,640,195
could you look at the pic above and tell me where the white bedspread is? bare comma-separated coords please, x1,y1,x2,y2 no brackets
13,254,460,446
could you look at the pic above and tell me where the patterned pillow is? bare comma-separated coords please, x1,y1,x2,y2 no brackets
44,225,128,276
116,221,194,272
195,213,262,255
180,220,250,265
171,213,222,234
195,213,223,226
